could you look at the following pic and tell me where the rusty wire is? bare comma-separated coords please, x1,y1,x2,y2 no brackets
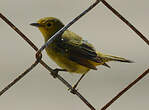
0,0,149,110
101,0,149,46
0,60,40,96
101,67,149,110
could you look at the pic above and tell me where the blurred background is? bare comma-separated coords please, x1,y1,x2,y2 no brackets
0,0,149,110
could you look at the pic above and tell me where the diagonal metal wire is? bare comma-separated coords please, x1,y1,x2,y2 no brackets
101,67,149,110
101,0,149,46
0,60,40,96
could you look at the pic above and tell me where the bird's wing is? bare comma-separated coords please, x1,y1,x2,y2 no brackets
56,30,102,70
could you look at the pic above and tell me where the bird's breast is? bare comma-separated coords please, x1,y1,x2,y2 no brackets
45,43,89,74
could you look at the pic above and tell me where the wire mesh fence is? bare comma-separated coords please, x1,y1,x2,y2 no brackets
0,0,149,110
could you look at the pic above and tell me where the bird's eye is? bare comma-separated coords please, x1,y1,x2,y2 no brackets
47,23,52,27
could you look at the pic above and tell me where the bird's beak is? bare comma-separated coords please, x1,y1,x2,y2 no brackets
30,23,43,27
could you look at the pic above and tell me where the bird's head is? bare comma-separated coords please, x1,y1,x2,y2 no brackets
30,17,64,41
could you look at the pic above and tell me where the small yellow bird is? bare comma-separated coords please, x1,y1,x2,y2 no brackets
31,17,133,89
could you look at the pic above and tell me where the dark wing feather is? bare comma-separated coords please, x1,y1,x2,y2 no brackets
55,31,102,69
70,55,97,70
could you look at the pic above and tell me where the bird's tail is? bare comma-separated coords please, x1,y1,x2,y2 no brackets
101,54,134,63
94,52,133,68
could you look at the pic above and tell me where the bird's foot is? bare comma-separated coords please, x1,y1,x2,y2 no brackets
69,74,86,94
51,68,67,78
70,84,78,94
68,84,78,94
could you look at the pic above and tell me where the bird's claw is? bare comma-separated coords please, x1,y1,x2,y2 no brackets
68,84,78,94
51,68,67,78
51,69,59,78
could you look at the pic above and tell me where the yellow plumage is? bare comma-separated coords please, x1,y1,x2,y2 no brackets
31,17,133,74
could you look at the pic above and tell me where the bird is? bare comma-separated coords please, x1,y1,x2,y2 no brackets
30,17,133,90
